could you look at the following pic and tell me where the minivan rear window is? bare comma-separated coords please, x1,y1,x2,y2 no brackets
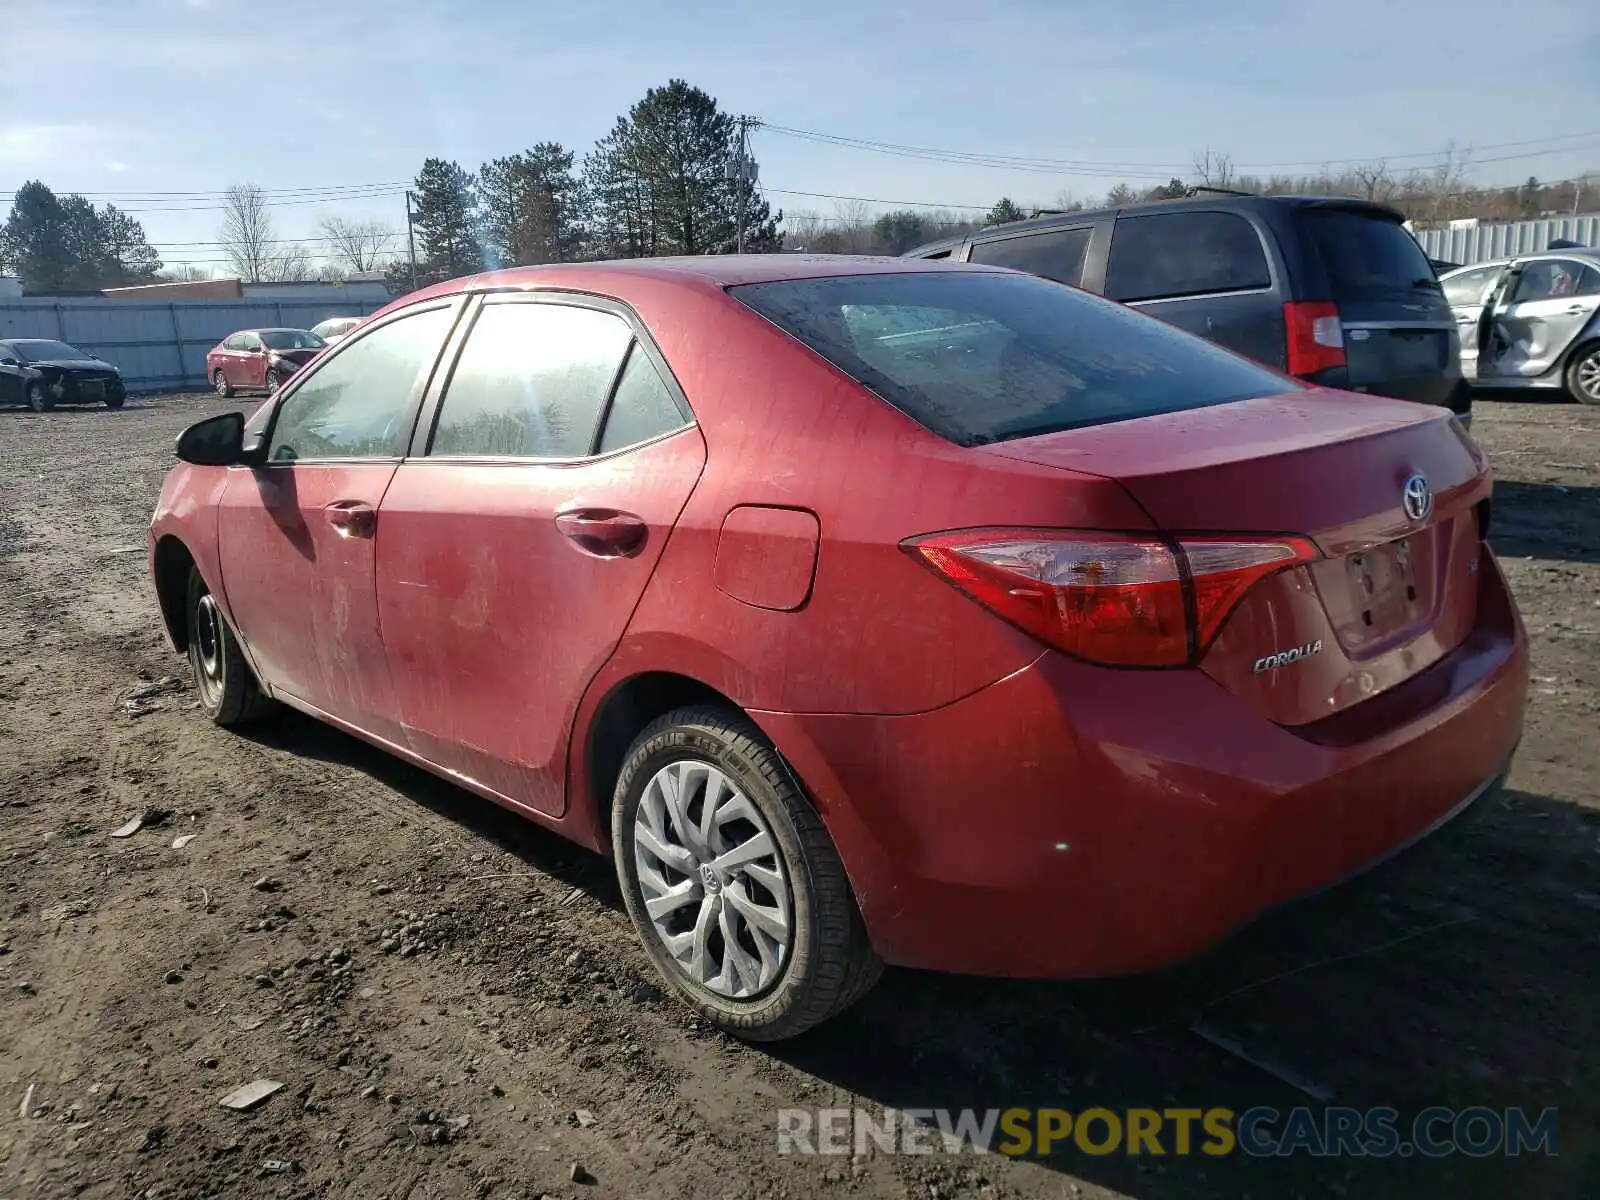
1300,209,1439,297
730,271,1293,447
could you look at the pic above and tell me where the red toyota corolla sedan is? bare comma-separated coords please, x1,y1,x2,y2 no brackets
149,256,1528,1040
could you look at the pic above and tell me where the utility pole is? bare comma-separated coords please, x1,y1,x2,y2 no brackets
404,190,419,290
730,116,759,254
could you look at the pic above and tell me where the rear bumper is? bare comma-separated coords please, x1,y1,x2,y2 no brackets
756,546,1528,978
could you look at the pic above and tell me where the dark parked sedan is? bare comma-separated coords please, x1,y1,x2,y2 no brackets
0,339,127,410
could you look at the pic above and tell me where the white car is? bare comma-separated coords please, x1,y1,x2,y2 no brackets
1440,251,1600,405
310,316,363,346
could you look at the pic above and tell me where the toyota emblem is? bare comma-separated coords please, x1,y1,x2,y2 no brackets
1402,472,1433,522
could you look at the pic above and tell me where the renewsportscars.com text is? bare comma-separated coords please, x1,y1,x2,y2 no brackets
777,1106,1558,1159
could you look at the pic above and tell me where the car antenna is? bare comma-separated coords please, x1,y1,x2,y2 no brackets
1184,184,1257,198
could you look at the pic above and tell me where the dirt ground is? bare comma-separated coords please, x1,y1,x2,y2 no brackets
0,392,1596,1200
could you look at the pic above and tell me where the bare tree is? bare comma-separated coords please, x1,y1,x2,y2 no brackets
263,241,314,282
1192,148,1236,189
1421,144,1472,226
1351,160,1394,202
217,183,276,282
781,209,828,250
157,264,213,282
318,215,398,272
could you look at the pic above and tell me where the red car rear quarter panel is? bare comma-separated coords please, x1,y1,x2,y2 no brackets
610,285,1159,716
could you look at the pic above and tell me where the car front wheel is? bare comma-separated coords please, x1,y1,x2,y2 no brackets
25,381,51,412
186,568,274,726
611,706,881,1041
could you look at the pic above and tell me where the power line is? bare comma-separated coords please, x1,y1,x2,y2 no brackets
0,181,410,201
758,122,1600,176
767,187,991,211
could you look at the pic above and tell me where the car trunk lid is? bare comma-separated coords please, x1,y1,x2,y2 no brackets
978,389,1490,725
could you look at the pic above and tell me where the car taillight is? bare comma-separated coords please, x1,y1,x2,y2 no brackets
1284,301,1345,376
905,530,1319,668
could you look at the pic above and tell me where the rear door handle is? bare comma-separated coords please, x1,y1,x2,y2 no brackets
555,509,648,558
1565,305,1589,316
323,500,376,539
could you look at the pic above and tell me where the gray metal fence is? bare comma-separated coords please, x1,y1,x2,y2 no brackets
1414,214,1600,267
0,296,390,392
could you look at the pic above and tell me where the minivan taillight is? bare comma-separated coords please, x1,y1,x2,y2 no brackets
1284,301,1346,376
906,530,1319,667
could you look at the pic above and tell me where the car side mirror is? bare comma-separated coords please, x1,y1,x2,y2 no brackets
0,356,18,367
176,412,259,466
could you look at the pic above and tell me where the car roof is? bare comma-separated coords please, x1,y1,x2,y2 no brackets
1440,248,1600,274
904,194,1407,258
380,254,1004,312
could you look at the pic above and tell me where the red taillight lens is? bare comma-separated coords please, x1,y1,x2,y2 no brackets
1284,301,1346,376
906,530,1319,668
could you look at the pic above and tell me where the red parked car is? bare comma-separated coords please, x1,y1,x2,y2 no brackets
150,256,1528,1040
206,327,326,397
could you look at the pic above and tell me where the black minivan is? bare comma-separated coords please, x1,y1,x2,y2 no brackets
904,195,1471,422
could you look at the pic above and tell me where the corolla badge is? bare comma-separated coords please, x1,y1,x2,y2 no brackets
1252,639,1322,674
1402,472,1433,522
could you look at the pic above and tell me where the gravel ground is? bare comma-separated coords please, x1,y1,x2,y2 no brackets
0,392,1596,1200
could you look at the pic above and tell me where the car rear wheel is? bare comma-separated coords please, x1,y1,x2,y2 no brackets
611,705,881,1041
213,369,233,399
25,381,51,412
1566,342,1600,406
186,568,274,726
103,393,125,410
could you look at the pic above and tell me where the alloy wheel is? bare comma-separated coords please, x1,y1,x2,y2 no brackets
631,760,792,999
1577,349,1600,404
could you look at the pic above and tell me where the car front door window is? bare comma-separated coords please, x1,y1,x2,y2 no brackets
269,308,454,461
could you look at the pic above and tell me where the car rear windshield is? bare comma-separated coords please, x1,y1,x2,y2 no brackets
1299,208,1439,297
729,271,1292,446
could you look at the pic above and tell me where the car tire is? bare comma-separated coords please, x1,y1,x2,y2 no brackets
611,705,882,1041
185,567,274,726
1565,341,1600,406
25,381,51,412
213,369,233,399
265,367,282,395
103,394,125,410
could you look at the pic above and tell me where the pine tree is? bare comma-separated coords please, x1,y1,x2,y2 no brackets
98,205,164,285
410,158,484,285
0,181,161,291
1,181,73,291
478,143,586,266
986,198,1027,226
582,80,779,259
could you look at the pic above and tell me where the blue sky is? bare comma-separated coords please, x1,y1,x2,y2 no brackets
5,0,1599,273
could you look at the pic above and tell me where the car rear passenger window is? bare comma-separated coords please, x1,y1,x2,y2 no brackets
431,302,632,458
1441,266,1498,307
1104,212,1270,302
969,227,1092,285
598,344,687,453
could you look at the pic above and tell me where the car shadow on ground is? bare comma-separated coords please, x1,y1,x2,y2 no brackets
1490,482,1600,566
245,710,1597,1200
239,709,625,908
